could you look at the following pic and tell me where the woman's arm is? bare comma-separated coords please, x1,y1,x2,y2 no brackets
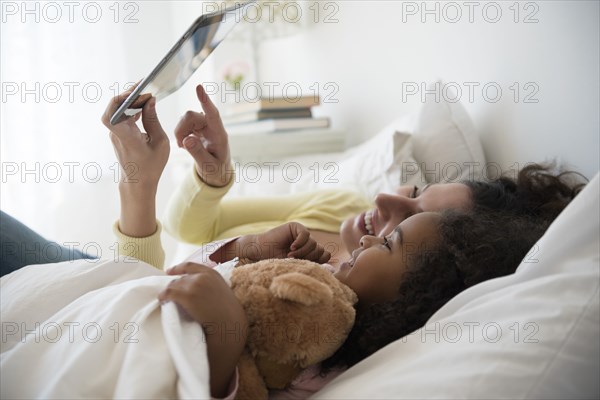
162,83,235,244
101,87,170,267
164,84,362,245
164,170,373,246
118,182,159,238
174,84,232,189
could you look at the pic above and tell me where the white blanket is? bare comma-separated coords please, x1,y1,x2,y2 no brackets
1,257,214,399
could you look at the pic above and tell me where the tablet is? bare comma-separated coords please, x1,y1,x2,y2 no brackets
110,1,255,125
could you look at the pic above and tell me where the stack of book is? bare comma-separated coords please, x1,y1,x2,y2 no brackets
222,95,329,135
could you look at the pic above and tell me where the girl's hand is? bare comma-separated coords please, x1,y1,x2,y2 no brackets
174,84,232,187
235,222,331,264
101,86,170,189
159,262,245,326
159,262,247,398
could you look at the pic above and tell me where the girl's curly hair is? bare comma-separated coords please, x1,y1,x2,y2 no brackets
322,162,586,370
322,210,551,370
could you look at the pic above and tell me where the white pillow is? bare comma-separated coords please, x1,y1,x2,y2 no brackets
410,81,487,183
314,174,600,400
229,126,427,199
322,129,426,198
329,80,487,188
228,80,486,198
319,80,489,193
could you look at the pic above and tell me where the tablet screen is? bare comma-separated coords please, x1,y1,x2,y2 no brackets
110,1,254,125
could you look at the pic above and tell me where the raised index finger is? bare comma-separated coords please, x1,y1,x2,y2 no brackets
196,84,220,120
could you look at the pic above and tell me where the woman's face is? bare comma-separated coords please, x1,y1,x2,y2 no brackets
340,183,471,252
334,212,441,305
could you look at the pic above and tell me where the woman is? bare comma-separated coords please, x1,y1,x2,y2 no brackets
0,90,486,398
0,85,583,275
100,86,577,398
0,86,583,399
163,85,585,268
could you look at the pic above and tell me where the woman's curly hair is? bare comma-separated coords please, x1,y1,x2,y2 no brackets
466,162,587,221
322,210,551,370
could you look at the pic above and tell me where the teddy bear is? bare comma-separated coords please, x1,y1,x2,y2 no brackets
227,258,358,400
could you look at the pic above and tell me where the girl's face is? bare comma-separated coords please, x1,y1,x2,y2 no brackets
334,212,441,305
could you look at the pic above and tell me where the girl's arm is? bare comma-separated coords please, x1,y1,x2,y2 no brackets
158,262,247,398
210,222,331,265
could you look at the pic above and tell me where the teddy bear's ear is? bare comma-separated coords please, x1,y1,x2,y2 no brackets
270,272,333,306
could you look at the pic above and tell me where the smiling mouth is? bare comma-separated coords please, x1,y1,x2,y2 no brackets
364,210,374,235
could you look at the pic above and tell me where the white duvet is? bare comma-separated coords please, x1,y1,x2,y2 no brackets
0,258,212,399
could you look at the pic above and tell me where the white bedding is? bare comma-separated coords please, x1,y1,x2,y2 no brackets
0,258,211,399
313,174,600,399
2,177,598,399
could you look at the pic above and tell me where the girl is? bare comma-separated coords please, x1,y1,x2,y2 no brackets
153,210,548,399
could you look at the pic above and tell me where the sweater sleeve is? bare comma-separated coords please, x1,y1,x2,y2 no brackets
163,167,372,245
112,220,165,269
163,166,236,245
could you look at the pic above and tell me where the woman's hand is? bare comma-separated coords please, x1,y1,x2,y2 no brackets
159,263,247,398
175,84,232,187
216,222,331,264
101,86,170,237
101,86,170,189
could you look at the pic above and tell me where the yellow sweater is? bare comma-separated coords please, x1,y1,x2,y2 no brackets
114,168,371,269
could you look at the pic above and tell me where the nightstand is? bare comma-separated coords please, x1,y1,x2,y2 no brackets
228,129,347,162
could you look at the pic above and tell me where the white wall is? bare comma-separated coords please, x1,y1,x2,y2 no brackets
0,1,202,262
1,1,597,266
257,0,599,179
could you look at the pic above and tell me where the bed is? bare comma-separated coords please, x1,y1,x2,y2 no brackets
1,86,598,399
236,87,600,399
172,86,600,398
